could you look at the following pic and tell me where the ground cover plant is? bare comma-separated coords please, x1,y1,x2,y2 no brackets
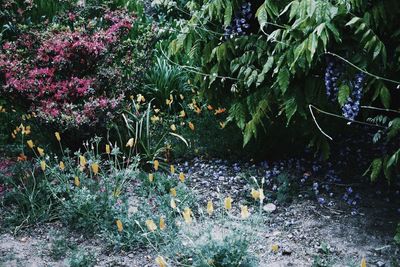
0,0,400,266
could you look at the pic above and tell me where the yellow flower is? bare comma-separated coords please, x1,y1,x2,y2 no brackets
179,172,185,182
79,155,87,167
259,188,265,201
24,126,31,135
207,104,213,110
153,160,159,171
40,160,46,171
27,140,34,149
251,188,260,200
148,173,154,182
224,196,232,210
361,257,366,267
74,176,80,187
145,219,157,232
155,256,167,267
37,147,45,156
55,132,61,142
159,217,166,230
105,144,111,154
170,124,176,132
179,110,186,117
154,108,160,114
166,99,172,107
59,161,65,171
219,122,226,129
214,107,226,115
207,200,214,216
137,94,145,103
179,94,184,100
170,198,177,209
91,163,99,175
11,133,16,139
271,244,279,253
116,219,123,232
188,122,195,131
170,188,177,197
194,105,201,114
241,205,250,219
182,207,192,224
151,115,160,123
126,138,135,148
170,165,175,174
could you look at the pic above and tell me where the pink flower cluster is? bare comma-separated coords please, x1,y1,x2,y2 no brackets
0,10,135,128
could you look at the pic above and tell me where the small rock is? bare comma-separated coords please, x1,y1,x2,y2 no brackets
376,261,385,267
263,203,277,213
128,253,134,258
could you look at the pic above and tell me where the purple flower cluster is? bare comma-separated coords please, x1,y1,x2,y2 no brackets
324,60,342,101
224,3,252,39
341,73,365,120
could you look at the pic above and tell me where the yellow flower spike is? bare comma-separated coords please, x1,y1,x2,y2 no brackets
271,244,279,253
170,198,177,209
153,160,159,171
224,196,232,210
55,132,61,142
170,165,175,174
91,163,99,175
207,200,214,216
155,256,167,267
159,217,166,230
179,110,186,117
27,140,34,149
59,161,65,171
105,144,111,154
74,176,80,187
188,122,195,131
251,188,260,200
116,219,123,232
241,205,250,219
37,147,45,156
145,219,157,232
179,172,185,183
126,138,135,148
148,173,154,183
170,188,177,197
361,257,367,267
170,124,176,132
40,160,46,171
182,207,192,224
79,155,87,167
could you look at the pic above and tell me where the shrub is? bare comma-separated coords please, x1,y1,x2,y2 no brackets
0,6,154,130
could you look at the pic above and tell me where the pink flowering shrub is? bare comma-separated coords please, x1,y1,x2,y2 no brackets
0,7,153,128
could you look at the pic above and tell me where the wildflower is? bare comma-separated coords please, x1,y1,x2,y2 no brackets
27,140,34,149
207,200,214,216
179,110,186,117
24,126,31,135
126,138,135,147
155,256,167,267
361,257,366,267
170,198,177,209
170,124,176,132
17,153,27,161
40,160,46,171
241,205,250,219
194,105,201,114
159,217,166,230
105,144,110,154
179,172,185,182
179,94,184,100
259,188,265,201
59,161,65,171
224,196,232,210
219,122,226,129
170,165,175,174
74,176,80,187
151,115,160,123
166,99,173,107
207,105,213,110
91,163,99,175
55,132,61,142
182,207,192,224
251,188,260,200
11,133,16,139
136,94,145,103
37,147,45,156
188,122,195,131
79,155,87,167
145,219,157,232
170,188,177,197
153,160,159,171
214,107,226,115
271,244,279,253
154,108,160,114
116,219,123,232
148,173,154,182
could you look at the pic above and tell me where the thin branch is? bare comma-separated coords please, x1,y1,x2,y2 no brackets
309,105,333,140
361,105,400,114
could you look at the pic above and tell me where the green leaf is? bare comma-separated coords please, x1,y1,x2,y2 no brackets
346,17,361,26
370,158,382,182
223,2,232,26
284,97,297,124
278,68,290,94
338,84,350,106
379,85,390,108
